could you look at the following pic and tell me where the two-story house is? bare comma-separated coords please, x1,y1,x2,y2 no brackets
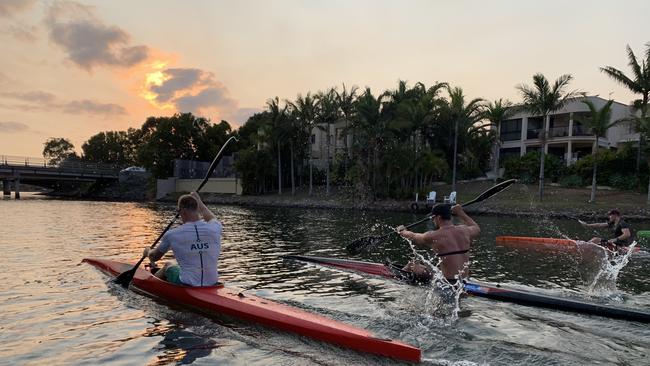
497,96,639,168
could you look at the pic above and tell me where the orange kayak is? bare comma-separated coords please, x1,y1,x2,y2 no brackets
496,236,640,253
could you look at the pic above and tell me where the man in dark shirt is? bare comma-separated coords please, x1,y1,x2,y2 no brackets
582,209,634,249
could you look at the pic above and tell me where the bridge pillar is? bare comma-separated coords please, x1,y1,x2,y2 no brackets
13,178,20,199
2,179,10,197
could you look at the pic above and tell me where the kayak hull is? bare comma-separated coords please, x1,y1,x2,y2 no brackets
285,255,650,323
496,236,640,253
83,258,421,363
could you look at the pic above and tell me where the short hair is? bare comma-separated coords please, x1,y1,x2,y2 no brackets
608,208,621,216
431,203,452,220
177,194,198,211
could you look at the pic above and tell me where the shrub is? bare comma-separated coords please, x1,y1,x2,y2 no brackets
559,174,584,187
503,151,563,183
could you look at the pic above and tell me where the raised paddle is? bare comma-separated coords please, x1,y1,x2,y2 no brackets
346,179,517,255
114,136,239,287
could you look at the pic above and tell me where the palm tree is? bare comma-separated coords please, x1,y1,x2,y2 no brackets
579,99,617,202
446,86,484,191
336,84,358,163
600,43,650,187
288,93,318,195
351,88,386,198
517,73,583,200
266,97,288,195
483,99,515,182
315,89,340,196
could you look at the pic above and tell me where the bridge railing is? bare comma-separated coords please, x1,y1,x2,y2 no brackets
0,155,120,175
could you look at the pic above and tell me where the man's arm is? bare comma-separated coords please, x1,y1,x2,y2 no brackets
452,204,480,238
191,192,216,221
609,227,631,244
397,227,436,247
583,222,608,229
143,247,164,262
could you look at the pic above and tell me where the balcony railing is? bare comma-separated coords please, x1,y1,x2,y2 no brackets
500,131,521,141
527,128,543,140
549,126,569,137
573,125,593,136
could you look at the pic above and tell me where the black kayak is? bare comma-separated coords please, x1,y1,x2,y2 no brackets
284,255,650,324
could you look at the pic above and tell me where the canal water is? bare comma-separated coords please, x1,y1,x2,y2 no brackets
1,194,649,365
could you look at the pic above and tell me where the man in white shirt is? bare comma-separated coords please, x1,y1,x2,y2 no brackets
143,192,222,286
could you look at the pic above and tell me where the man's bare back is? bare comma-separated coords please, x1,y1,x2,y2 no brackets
398,204,480,280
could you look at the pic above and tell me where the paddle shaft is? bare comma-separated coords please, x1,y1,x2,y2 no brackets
116,136,238,286
377,179,517,241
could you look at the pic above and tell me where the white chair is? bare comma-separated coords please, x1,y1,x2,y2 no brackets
426,191,436,204
444,191,456,204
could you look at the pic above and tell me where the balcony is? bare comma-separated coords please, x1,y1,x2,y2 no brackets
527,128,543,140
549,126,569,137
573,125,593,136
500,131,521,141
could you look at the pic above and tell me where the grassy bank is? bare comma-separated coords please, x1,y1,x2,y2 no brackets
176,181,650,221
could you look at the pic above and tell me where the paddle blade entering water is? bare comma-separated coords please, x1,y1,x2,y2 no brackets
114,267,136,287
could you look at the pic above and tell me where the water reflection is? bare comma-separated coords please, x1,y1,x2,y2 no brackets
1,195,650,365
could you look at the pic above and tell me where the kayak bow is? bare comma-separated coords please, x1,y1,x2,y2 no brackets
284,255,650,323
83,258,421,362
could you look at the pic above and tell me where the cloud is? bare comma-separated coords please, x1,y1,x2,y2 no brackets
226,107,261,125
62,100,127,116
0,90,58,104
175,86,237,112
150,68,208,103
0,0,37,18
0,121,29,133
45,1,149,70
6,23,39,42
144,67,254,123
0,89,127,116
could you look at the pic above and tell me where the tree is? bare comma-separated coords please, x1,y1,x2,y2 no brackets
517,73,583,200
483,99,515,182
43,137,76,165
266,97,288,195
315,89,340,196
578,100,617,202
136,113,232,178
82,131,134,166
336,83,358,163
351,88,386,197
288,93,318,195
446,86,484,191
601,43,650,201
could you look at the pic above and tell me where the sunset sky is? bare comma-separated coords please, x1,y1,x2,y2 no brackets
1,0,649,157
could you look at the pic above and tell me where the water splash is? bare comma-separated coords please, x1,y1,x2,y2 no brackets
398,235,466,323
585,241,637,296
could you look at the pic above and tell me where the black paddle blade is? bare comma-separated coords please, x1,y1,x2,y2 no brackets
114,267,137,287
346,236,383,254
462,179,516,207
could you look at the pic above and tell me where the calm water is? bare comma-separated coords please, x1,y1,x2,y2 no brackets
1,193,649,365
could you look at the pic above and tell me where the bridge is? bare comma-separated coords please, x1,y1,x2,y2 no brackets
1,155,120,199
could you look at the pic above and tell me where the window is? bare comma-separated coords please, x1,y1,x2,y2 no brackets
527,117,544,139
500,118,522,141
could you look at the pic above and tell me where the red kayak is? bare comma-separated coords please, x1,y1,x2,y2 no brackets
83,258,421,363
496,236,640,253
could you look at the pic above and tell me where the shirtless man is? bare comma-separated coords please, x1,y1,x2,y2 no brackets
397,203,480,283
